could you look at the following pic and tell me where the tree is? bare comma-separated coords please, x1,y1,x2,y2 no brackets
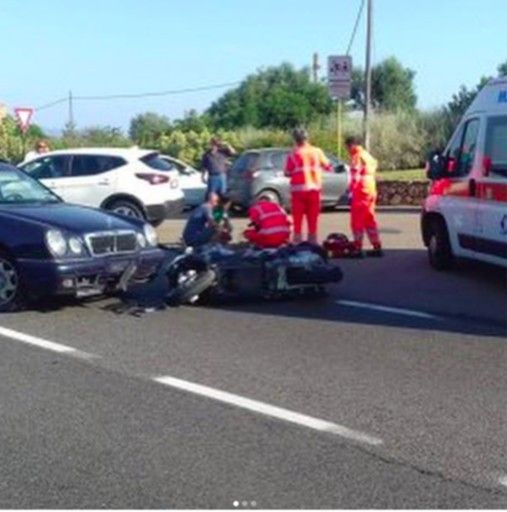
351,57,417,111
498,60,507,77
207,63,333,129
129,112,171,145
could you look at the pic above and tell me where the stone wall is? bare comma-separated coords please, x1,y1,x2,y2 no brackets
377,180,429,206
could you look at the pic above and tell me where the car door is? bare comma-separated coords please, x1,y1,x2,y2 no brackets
322,155,348,204
21,155,70,195
441,117,481,259
475,114,507,266
64,155,122,207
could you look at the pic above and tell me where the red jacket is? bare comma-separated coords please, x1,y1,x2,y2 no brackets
248,201,290,236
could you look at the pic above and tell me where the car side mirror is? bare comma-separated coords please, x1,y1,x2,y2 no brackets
426,151,446,180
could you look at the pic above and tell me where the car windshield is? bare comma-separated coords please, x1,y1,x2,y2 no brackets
0,167,60,205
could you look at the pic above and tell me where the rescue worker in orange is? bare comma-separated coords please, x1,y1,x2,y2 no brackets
244,195,291,248
345,135,383,257
284,128,332,244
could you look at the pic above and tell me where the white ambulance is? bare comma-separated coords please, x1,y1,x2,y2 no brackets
421,76,507,270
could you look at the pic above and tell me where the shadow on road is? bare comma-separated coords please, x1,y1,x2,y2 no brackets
25,248,506,339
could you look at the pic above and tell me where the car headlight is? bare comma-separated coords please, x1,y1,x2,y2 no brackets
143,224,158,247
68,236,84,255
45,229,67,257
136,232,147,248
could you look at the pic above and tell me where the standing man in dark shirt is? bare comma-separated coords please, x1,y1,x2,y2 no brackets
201,137,236,198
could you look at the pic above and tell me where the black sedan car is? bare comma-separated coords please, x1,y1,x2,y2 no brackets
0,163,165,311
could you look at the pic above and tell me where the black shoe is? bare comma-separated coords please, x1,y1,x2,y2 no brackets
366,248,384,257
348,250,365,259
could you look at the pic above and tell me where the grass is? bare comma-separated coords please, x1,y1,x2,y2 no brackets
377,168,427,181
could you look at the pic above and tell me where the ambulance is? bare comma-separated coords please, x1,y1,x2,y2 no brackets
421,76,507,270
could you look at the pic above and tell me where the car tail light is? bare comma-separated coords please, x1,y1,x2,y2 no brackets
244,169,260,181
135,173,169,185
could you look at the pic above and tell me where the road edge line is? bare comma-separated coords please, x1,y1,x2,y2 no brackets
0,325,96,359
154,374,383,446
337,300,440,320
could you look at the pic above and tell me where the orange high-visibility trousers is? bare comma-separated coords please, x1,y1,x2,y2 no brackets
350,192,381,250
291,190,321,242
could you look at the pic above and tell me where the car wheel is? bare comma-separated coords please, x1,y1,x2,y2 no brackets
108,200,145,220
427,218,454,271
0,253,25,312
256,190,281,205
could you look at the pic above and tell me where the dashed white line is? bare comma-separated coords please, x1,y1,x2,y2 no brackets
337,300,439,320
498,475,507,487
0,325,95,359
154,374,383,446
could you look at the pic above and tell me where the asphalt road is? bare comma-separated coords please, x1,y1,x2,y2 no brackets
0,210,505,508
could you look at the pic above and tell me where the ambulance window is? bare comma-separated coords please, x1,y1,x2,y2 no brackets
456,118,480,177
447,125,464,162
485,115,507,178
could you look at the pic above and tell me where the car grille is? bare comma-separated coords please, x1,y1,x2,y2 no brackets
86,231,138,256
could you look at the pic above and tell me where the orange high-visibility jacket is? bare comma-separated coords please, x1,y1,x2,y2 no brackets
284,142,332,192
349,145,378,196
248,201,291,236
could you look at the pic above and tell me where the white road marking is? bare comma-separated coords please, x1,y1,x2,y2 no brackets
337,300,439,320
0,325,94,359
499,475,507,487
154,375,383,446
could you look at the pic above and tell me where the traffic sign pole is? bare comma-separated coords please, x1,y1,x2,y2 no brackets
336,99,342,159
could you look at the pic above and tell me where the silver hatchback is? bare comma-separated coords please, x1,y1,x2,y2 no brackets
228,148,350,210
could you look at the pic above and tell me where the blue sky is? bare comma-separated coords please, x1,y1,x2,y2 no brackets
1,0,505,132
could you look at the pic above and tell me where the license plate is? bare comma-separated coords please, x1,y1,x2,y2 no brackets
108,260,131,273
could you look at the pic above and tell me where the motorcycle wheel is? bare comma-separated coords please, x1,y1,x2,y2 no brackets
167,269,216,307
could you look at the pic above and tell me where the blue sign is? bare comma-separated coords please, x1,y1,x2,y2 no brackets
499,90,507,103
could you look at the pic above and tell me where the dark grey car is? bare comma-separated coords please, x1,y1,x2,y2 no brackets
227,148,350,210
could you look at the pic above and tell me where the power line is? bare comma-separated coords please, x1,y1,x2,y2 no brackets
35,97,68,111
34,80,241,112
346,0,366,55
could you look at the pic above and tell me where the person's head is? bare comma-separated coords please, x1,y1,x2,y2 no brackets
36,140,49,154
345,135,362,153
209,136,221,151
292,127,309,146
206,191,220,207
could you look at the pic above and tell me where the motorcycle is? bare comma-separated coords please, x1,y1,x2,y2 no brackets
165,243,343,306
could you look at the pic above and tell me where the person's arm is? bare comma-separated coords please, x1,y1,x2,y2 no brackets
284,154,294,177
220,142,236,157
319,149,333,172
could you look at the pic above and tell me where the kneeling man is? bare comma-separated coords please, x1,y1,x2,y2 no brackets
244,195,291,248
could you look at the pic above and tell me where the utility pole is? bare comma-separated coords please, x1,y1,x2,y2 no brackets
363,0,373,151
312,53,320,83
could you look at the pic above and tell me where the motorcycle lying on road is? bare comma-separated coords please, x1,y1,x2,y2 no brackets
165,243,343,306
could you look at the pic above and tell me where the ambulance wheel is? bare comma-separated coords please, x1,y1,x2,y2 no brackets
427,219,454,271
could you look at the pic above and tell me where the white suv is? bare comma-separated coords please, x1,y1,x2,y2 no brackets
20,147,184,226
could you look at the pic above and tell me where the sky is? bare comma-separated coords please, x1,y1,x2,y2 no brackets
0,0,506,133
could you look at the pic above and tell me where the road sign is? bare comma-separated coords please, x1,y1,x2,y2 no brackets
14,107,33,134
328,55,352,100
